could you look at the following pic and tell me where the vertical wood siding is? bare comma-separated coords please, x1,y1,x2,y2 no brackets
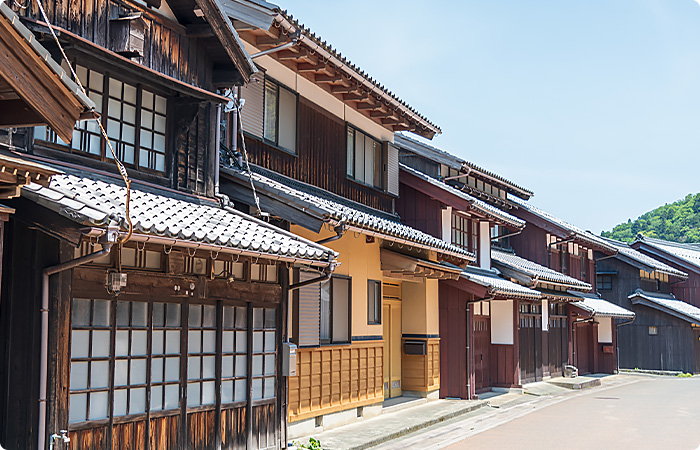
438,283,468,399
396,183,442,240
489,345,517,387
287,342,384,423
220,407,246,450
241,98,394,213
401,339,440,392
14,0,211,90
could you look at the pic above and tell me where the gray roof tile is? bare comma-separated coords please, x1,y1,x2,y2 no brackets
600,237,687,278
570,292,635,319
460,266,541,300
400,163,525,229
511,197,618,253
634,236,700,272
21,172,336,263
628,289,700,324
491,248,592,290
225,165,474,261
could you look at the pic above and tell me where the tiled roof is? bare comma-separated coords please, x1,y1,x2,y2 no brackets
0,2,94,112
21,171,336,264
394,134,533,198
399,164,525,229
460,266,541,300
491,248,592,290
628,289,700,325
600,236,687,278
222,165,474,261
272,12,440,138
634,235,700,272
511,198,618,254
569,292,635,319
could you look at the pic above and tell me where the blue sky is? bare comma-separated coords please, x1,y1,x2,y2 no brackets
281,0,700,234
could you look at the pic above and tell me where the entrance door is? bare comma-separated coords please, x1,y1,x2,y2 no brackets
383,296,402,399
519,302,542,384
473,315,491,391
438,284,468,399
548,304,568,377
575,322,592,374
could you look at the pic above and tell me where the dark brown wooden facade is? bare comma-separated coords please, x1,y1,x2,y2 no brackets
234,97,395,214
595,253,699,374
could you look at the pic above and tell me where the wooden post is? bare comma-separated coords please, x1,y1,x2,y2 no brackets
513,300,520,387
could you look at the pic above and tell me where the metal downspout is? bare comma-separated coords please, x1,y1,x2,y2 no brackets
315,222,346,246
38,228,118,450
288,269,333,291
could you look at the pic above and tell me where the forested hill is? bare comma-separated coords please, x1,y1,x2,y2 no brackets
601,193,700,243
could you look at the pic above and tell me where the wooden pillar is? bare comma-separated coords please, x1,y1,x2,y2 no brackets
513,300,520,387
592,322,599,374
466,299,474,399
568,308,575,367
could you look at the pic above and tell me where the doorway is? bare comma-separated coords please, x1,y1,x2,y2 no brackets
383,282,402,398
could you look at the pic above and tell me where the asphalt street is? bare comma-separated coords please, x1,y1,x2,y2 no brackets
376,375,700,450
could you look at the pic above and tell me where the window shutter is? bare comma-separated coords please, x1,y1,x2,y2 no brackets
239,75,264,138
297,270,320,347
278,87,297,152
387,142,399,196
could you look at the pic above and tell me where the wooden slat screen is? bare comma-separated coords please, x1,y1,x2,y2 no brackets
239,75,264,138
297,270,320,347
387,143,399,196
287,341,384,422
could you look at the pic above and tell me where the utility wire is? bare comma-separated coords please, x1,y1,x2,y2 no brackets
33,0,134,243
234,98,266,218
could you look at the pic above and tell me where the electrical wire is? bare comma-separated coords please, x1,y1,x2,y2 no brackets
33,0,134,243
234,99,265,217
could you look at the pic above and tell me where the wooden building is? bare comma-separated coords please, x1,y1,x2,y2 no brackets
0,0,336,449
595,237,699,373
632,235,700,308
216,4,471,440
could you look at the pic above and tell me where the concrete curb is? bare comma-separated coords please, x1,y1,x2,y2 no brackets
619,368,694,377
547,378,601,390
320,401,489,450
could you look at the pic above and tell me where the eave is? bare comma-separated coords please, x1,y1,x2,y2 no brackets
234,13,440,139
0,2,95,143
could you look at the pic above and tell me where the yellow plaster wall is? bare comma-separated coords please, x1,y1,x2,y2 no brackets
400,278,439,335
241,41,395,143
291,225,383,337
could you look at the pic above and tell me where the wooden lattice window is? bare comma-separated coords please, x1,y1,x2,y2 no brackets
186,304,217,407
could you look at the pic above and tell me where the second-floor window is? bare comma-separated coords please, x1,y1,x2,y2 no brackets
238,75,297,154
35,64,167,173
346,125,383,190
452,213,477,253
597,275,613,290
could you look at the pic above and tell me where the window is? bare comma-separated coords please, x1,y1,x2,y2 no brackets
69,298,275,426
596,275,613,290
238,75,296,153
221,305,248,404
187,304,217,407
320,275,351,344
150,303,182,412
451,213,477,253
35,64,167,173
346,126,383,189
648,326,658,335
69,299,112,423
367,280,381,325
113,301,148,417
251,307,276,400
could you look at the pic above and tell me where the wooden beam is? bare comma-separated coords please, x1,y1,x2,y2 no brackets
342,92,367,102
392,124,415,132
277,49,307,61
356,102,383,111
331,84,361,94
315,73,343,83
297,62,323,73
256,34,289,47
370,110,397,118
0,22,83,142
186,23,214,38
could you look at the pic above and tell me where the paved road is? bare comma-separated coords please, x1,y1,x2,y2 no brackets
377,375,700,450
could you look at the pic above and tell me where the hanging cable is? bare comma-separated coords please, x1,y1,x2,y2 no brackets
234,98,266,217
34,0,134,243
